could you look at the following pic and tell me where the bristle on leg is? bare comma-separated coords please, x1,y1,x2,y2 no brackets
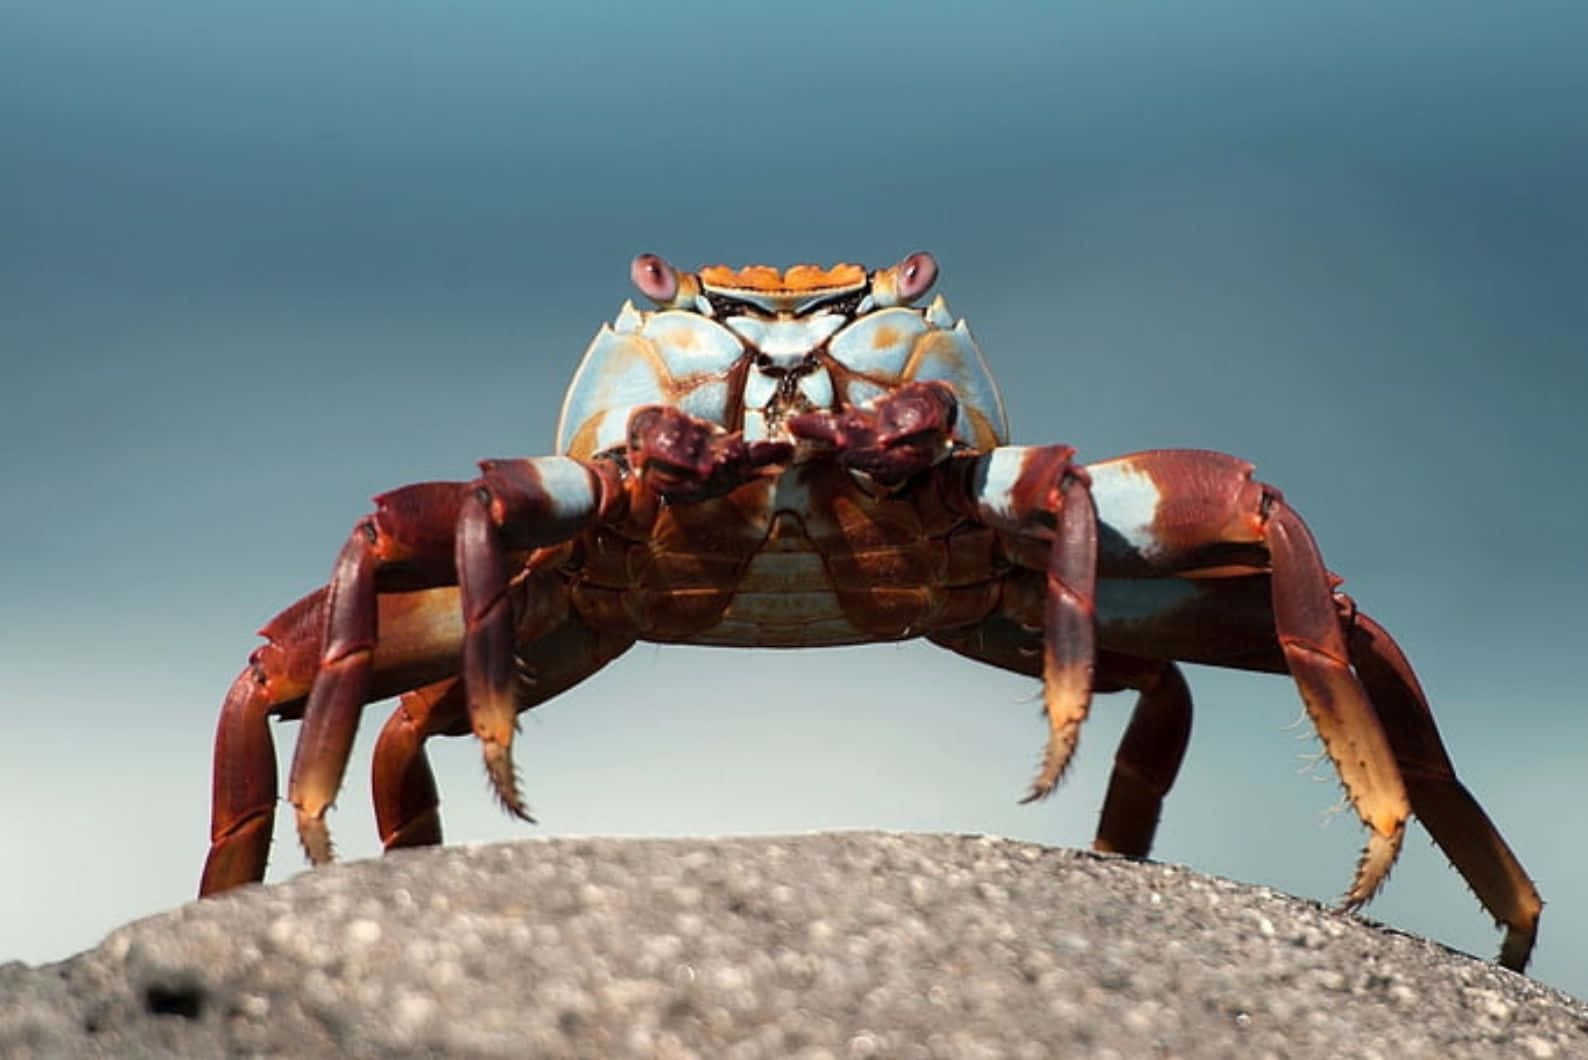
1342,821,1404,909
483,740,536,824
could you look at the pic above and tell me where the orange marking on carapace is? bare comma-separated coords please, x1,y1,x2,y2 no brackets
698,262,866,293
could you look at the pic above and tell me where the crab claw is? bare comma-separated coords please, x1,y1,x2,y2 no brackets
627,405,792,502
787,380,959,489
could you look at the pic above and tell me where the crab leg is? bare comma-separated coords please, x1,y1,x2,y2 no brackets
371,678,466,851
200,584,466,896
203,671,289,895
284,482,465,865
1031,456,1099,801
932,616,1193,857
1263,497,1408,906
1092,656,1193,857
371,616,635,852
288,459,609,865
967,445,1099,801
1345,609,1542,971
1088,451,1410,906
790,400,1101,801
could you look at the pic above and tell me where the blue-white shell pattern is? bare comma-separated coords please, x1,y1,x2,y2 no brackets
554,288,1010,459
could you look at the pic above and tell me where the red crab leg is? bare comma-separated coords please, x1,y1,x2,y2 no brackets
964,445,1100,801
200,584,466,896
1092,656,1193,857
933,617,1193,857
1030,454,1099,801
794,406,1101,800
203,671,286,894
372,678,466,851
1345,608,1542,971
1263,495,1408,906
288,460,610,865
371,616,635,852
1087,451,1410,907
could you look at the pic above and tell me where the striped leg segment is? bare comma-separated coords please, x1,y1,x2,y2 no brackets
965,445,1100,802
1027,459,1099,802
1089,451,1411,907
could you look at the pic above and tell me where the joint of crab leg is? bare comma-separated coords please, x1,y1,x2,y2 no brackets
373,679,465,851
200,669,281,895
365,481,469,589
1094,660,1193,857
475,458,604,549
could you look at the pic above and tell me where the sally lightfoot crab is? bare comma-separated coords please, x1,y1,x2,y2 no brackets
201,252,1542,971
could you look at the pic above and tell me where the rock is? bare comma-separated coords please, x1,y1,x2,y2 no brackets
2,833,1583,1057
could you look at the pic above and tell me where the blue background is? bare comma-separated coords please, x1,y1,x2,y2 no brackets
4,2,1585,997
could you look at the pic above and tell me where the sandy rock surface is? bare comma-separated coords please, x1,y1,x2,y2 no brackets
2,833,1583,1058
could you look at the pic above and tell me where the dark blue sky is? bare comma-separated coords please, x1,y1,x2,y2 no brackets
4,2,1585,995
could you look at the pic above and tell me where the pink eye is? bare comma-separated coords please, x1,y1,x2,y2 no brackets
896,251,938,302
631,253,679,303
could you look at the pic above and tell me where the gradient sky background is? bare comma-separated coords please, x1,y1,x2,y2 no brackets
4,2,1585,998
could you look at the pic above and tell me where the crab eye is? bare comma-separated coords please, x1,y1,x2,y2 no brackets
631,254,679,304
895,251,938,303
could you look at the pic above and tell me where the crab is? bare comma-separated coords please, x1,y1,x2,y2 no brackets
200,251,1542,971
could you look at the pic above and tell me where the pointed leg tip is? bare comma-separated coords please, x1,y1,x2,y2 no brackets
1340,822,1405,911
294,808,335,866
1019,780,1055,805
482,741,535,824
1498,924,1536,973
1021,742,1074,806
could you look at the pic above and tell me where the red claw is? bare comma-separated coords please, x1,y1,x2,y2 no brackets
787,381,958,488
627,405,792,502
